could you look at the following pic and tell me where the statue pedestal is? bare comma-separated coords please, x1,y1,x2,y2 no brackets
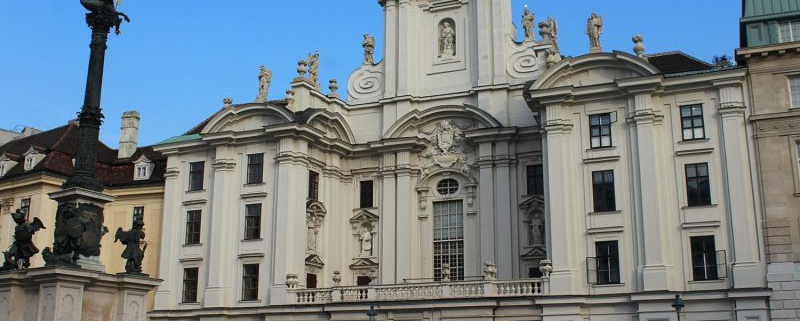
0,267,160,321
46,188,115,272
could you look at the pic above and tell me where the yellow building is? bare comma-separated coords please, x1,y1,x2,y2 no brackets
0,113,165,311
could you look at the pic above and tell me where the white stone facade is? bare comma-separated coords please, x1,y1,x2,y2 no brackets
150,1,770,320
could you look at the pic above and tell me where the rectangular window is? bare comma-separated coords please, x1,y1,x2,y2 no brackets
357,276,371,286
526,165,544,195
185,210,201,245
680,105,705,140
589,113,612,148
359,180,374,208
242,264,259,301
592,170,616,212
20,198,31,220
790,76,800,109
591,241,620,285
690,236,719,281
246,153,264,184
433,200,464,281
188,161,204,191
308,170,320,201
778,20,800,43
182,267,199,303
685,163,711,206
306,273,318,289
132,206,144,224
244,204,262,240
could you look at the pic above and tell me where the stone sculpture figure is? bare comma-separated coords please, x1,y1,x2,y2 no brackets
439,21,456,57
80,0,130,35
1,209,45,270
360,229,373,257
530,216,544,245
307,52,320,88
362,33,376,64
483,261,497,280
547,16,559,53
522,5,535,41
256,65,272,103
114,218,147,274
306,215,318,252
586,13,603,52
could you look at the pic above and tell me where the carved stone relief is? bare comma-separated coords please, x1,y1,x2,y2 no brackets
418,119,476,179
350,210,379,260
306,202,327,254
347,61,385,102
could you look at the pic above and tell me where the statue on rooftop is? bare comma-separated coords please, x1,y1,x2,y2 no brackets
256,65,272,103
307,52,320,88
363,33,376,65
114,217,147,275
522,5,535,41
0,209,45,270
586,13,603,53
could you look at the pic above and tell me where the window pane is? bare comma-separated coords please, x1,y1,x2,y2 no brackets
601,137,611,147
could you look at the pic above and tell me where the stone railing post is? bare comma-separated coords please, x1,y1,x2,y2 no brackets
541,276,550,295
367,287,377,301
332,288,342,302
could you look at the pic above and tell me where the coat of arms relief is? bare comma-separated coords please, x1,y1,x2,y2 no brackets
418,119,476,178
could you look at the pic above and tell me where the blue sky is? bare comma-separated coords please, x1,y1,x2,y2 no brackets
0,1,740,148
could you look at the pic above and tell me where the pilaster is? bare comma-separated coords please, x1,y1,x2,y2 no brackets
203,150,237,307
478,142,496,267
396,151,413,281
494,141,514,279
380,153,398,284
154,166,180,309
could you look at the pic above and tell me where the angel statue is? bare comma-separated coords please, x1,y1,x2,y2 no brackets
586,13,603,52
1,209,46,270
114,218,147,275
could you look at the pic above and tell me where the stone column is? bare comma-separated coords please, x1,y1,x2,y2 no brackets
716,81,764,288
631,92,670,291
153,166,180,310
382,0,398,98
203,148,237,307
541,103,578,295
270,138,308,303
478,142,496,267
396,151,413,281
379,153,397,284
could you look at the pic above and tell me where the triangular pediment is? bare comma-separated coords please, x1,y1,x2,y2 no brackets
521,246,547,260
519,195,545,211
349,258,379,270
23,146,45,157
305,254,325,268
350,210,379,224
132,154,152,165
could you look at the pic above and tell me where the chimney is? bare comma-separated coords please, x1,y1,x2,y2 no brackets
118,111,140,159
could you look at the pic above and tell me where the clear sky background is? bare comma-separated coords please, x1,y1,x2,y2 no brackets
0,1,740,148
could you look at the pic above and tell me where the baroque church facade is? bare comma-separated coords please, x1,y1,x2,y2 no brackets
149,1,770,320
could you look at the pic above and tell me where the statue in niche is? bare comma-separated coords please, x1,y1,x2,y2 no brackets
256,65,272,103
1,209,45,270
306,214,318,252
362,33,375,65
585,13,603,52
439,21,456,57
114,217,147,275
522,5,535,41
307,52,320,88
529,214,544,245
360,228,373,257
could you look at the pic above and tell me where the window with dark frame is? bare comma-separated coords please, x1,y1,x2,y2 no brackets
133,206,144,224
188,161,204,191
685,163,711,206
308,170,320,201
680,105,705,140
592,170,616,212
182,267,199,303
436,179,459,195
242,264,259,301
690,236,719,281
246,153,264,184
244,204,262,240
594,241,620,285
306,273,318,289
790,76,800,108
20,198,31,220
357,276,371,286
185,210,201,245
589,113,612,148
526,165,544,195
359,180,374,208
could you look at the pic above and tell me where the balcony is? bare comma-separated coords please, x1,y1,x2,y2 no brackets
286,278,549,304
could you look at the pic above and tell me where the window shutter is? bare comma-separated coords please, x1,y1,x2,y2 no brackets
586,257,598,285
716,250,728,279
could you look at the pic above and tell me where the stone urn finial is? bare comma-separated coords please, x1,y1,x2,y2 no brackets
285,89,295,108
329,79,339,95
332,271,342,286
223,97,233,108
286,273,299,289
441,263,451,282
632,35,645,58
483,261,497,280
297,60,308,78
538,259,553,277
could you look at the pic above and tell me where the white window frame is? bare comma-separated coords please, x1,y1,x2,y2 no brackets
24,156,35,171
778,20,800,43
134,163,150,180
789,75,800,109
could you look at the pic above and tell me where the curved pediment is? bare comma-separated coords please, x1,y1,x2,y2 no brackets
304,110,356,144
383,104,502,139
201,103,295,134
530,51,660,91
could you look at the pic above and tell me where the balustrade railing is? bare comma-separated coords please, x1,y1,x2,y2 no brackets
286,277,548,304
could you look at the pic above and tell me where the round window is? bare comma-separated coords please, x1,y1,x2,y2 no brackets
436,179,459,195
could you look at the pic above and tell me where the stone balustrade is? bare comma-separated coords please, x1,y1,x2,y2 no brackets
286,278,549,304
